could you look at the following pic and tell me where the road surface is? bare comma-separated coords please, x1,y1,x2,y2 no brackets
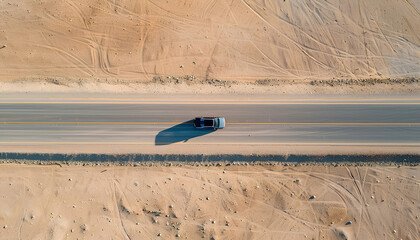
0,95,419,154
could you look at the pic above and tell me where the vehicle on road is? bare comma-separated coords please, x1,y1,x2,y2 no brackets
194,117,225,130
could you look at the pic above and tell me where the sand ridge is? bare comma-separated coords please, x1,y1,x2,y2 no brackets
0,0,419,82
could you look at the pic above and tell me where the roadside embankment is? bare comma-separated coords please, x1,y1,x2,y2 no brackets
1,77,420,95
0,153,419,166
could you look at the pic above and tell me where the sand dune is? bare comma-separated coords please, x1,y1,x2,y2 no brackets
0,163,418,240
0,0,419,82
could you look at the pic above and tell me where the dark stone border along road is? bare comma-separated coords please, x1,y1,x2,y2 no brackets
0,152,419,164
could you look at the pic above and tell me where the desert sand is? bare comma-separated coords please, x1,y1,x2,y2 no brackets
0,1,419,240
0,163,418,240
0,0,420,83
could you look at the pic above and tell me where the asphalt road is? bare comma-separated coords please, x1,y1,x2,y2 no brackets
0,96,419,153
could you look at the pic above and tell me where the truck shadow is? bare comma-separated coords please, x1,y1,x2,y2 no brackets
155,120,216,145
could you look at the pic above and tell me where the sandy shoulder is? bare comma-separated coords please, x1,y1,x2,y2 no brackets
0,163,418,240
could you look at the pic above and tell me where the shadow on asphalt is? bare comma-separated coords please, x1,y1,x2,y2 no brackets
155,120,216,145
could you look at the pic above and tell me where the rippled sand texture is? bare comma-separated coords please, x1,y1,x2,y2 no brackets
0,0,419,81
0,164,418,239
